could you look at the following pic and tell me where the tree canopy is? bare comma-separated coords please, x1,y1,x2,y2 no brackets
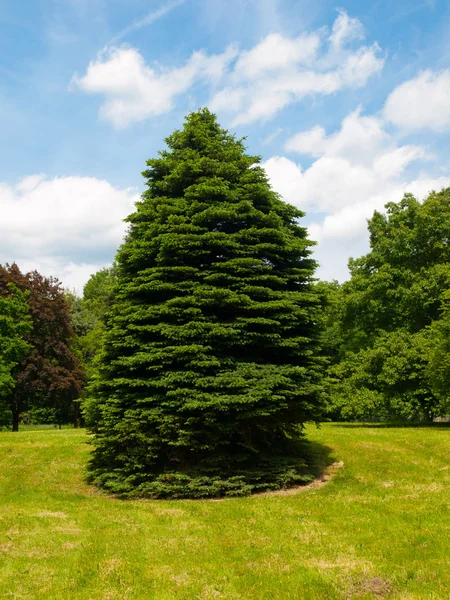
0,285,31,428
0,264,84,430
326,188,450,421
87,108,324,498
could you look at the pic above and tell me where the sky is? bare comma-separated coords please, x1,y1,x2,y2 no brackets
1,0,450,292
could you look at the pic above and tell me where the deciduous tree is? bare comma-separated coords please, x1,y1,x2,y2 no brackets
327,188,450,421
0,285,31,428
0,264,84,430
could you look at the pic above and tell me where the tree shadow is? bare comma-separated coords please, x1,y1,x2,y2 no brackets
305,438,338,480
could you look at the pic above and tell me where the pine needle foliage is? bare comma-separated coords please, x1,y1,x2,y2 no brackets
88,109,324,498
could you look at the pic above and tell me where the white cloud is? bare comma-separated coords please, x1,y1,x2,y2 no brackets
73,10,383,128
384,69,450,131
108,0,186,46
17,258,111,295
72,45,238,128
262,127,284,145
284,125,326,157
14,174,46,194
273,108,426,213
329,8,365,51
0,175,139,292
317,175,450,231
210,11,383,125
264,109,450,281
232,32,321,79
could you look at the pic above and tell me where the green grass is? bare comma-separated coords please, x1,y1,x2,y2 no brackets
0,425,449,599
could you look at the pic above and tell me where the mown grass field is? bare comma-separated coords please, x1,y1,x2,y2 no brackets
0,425,449,600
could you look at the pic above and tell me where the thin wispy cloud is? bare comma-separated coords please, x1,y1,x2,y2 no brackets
107,0,187,46
262,128,283,145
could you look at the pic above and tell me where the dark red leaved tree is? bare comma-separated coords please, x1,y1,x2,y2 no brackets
0,264,84,431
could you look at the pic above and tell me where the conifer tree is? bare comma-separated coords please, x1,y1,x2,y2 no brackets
88,109,324,498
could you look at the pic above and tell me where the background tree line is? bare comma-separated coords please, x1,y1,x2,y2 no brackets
0,264,85,430
1,185,450,431
0,260,118,431
320,187,450,422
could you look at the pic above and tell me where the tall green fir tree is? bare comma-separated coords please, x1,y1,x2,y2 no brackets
88,109,324,498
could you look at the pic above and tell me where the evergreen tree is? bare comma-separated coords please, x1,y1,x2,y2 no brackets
88,109,324,498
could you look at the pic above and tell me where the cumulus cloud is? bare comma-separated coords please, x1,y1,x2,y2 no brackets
268,108,426,213
264,109,450,281
72,45,238,128
73,10,383,128
384,69,450,131
211,11,383,125
232,32,321,80
0,175,139,292
284,126,327,157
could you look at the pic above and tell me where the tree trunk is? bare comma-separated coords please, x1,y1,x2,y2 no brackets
73,402,79,429
12,409,20,432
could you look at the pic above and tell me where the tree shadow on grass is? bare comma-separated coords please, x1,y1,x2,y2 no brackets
305,438,338,480
251,439,341,498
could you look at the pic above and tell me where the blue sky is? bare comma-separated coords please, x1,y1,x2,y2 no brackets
1,0,450,290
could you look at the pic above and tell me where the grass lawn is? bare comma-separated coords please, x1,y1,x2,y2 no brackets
0,424,449,599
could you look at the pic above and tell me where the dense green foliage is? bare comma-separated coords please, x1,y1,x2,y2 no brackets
427,294,450,403
325,188,450,420
0,285,31,427
87,109,324,498
67,267,117,382
65,267,118,429
0,264,84,430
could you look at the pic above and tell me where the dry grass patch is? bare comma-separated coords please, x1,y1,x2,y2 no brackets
99,558,126,577
34,510,68,519
310,557,373,572
346,576,392,598
153,507,186,517
170,571,193,586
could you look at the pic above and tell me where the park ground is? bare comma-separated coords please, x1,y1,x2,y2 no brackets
0,424,449,600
